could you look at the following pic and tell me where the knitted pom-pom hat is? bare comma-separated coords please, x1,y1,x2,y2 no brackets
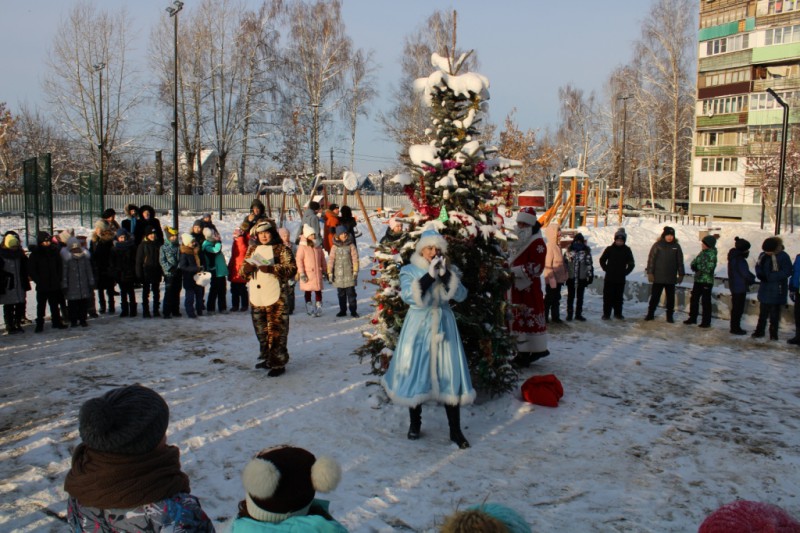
698,500,800,533
242,446,341,523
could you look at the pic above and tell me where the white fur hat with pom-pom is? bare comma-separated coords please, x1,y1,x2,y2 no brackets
241,445,341,523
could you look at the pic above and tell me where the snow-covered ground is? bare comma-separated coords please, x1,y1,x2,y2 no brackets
2,211,800,532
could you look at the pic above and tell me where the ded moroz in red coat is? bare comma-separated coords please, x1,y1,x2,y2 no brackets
508,223,548,356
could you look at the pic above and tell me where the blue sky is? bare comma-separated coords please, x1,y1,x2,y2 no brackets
2,0,660,174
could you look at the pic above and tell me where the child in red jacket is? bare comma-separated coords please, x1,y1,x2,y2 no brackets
228,223,250,312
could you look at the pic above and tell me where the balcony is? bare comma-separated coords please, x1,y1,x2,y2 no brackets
752,77,800,92
695,145,746,157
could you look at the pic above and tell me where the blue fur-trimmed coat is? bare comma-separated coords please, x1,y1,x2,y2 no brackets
381,253,476,407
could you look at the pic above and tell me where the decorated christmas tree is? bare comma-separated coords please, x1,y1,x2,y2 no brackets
357,50,520,396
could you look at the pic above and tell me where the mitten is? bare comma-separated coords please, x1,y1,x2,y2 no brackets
587,275,594,285
647,273,654,283
677,275,684,284
437,256,447,277
243,262,257,274
428,257,441,278
300,273,309,283
258,264,274,274
328,271,334,282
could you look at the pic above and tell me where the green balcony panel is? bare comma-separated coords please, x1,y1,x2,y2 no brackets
694,146,739,156
696,115,745,128
698,49,753,72
752,43,800,63
747,109,800,126
699,21,742,41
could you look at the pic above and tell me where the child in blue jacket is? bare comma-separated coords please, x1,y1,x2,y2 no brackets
753,236,792,340
727,237,755,335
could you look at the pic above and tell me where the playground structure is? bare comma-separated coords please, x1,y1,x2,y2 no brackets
309,171,377,243
531,168,626,230
255,177,305,227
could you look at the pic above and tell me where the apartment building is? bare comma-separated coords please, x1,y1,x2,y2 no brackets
694,0,800,221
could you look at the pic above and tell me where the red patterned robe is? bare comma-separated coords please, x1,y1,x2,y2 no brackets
509,228,548,355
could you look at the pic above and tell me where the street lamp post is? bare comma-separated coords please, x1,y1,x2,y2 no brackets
617,94,631,199
767,88,789,235
93,62,105,212
166,0,184,231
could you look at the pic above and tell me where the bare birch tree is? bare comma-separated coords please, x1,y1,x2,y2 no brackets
43,1,141,193
634,0,695,209
281,0,352,177
342,48,377,171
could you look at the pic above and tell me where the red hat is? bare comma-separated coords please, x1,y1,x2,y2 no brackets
521,374,563,407
516,206,538,227
699,500,800,533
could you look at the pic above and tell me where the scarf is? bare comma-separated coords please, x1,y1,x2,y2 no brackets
180,244,201,267
64,443,190,509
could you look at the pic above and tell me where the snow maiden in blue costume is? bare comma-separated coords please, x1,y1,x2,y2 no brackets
381,227,475,448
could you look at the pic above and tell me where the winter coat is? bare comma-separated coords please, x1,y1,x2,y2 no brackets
322,209,339,253
136,239,164,284
242,198,267,233
178,244,203,290
791,254,800,294
599,243,635,284
337,206,359,243
240,242,297,307
302,208,322,248
755,250,793,305
159,240,180,279
109,239,138,284
0,246,30,304
201,239,229,278
62,250,95,301
728,248,756,294
67,493,215,533
646,238,685,284
28,244,63,292
296,240,326,291
230,500,347,532
228,234,249,284
690,247,717,285
565,242,594,282
382,253,475,407
328,235,358,289
134,205,164,245
90,230,117,290
543,224,567,288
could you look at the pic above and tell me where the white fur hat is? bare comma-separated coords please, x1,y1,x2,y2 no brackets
302,224,315,239
242,446,341,523
181,233,194,247
415,227,447,255
202,227,214,240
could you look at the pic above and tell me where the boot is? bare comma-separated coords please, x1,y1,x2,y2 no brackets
444,405,470,449
142,304,152,318
119,302,129,317
407,406,422,440
153,303,160,317
305,301,314,316
644,309,655,321
129,301,137,317
769,325,779,341
108,297,116,314
566,310,573,321
35,319,44,333
52,316,68,329
666,311,674,323
683,317,697,325
314,301,323,317
98,300,106,314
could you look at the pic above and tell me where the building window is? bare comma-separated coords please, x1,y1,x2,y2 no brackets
768,0,800,15
700,6,747,28
750,90,800,110
698,187,738,203
701,95,748,115
700,157,739,172
702,68,751,89
705,33,750,57
765,24,800,46
750,126,782,143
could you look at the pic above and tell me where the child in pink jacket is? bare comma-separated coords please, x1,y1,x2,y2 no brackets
295,224,326,317
543,223,568,323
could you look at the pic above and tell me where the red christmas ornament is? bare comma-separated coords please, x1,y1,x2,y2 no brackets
371,318,379,325
370,269,377,276
386,309,393,316
378,304,384,310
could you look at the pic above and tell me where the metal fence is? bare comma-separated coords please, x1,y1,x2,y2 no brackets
0,193,412,216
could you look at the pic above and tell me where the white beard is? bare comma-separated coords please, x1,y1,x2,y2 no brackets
512,226,533,251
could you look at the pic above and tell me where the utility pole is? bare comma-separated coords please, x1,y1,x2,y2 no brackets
166,0,184,230
330,147,334,178
93,62,105,209
617,94,631,196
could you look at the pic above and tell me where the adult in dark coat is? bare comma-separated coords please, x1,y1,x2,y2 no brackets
134,205,164,245
337,205,360,244
108,228,138,317
599,228,635,320
120,204,139,237
242,198,267,234
90,219,117,314
727,237,755,335
644,226,685,322
754,236,793,340
136,226,163,318
28,231,68,331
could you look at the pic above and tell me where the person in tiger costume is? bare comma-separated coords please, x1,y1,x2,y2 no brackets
240,219,297,377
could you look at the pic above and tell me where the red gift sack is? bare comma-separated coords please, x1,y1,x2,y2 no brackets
521,374,564,407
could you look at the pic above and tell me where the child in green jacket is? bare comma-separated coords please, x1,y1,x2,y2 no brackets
684,235,718,328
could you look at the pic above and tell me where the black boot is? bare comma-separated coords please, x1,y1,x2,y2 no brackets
666,311,674,323
444,405,470,449
644,310,655,321
142,303,151,318
35,319,44,333
407,406,422,440
119,302,129,317
769,325,779,341
108,297,116,314
566,310,573,321
129,301,137,317
153,303,160,317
